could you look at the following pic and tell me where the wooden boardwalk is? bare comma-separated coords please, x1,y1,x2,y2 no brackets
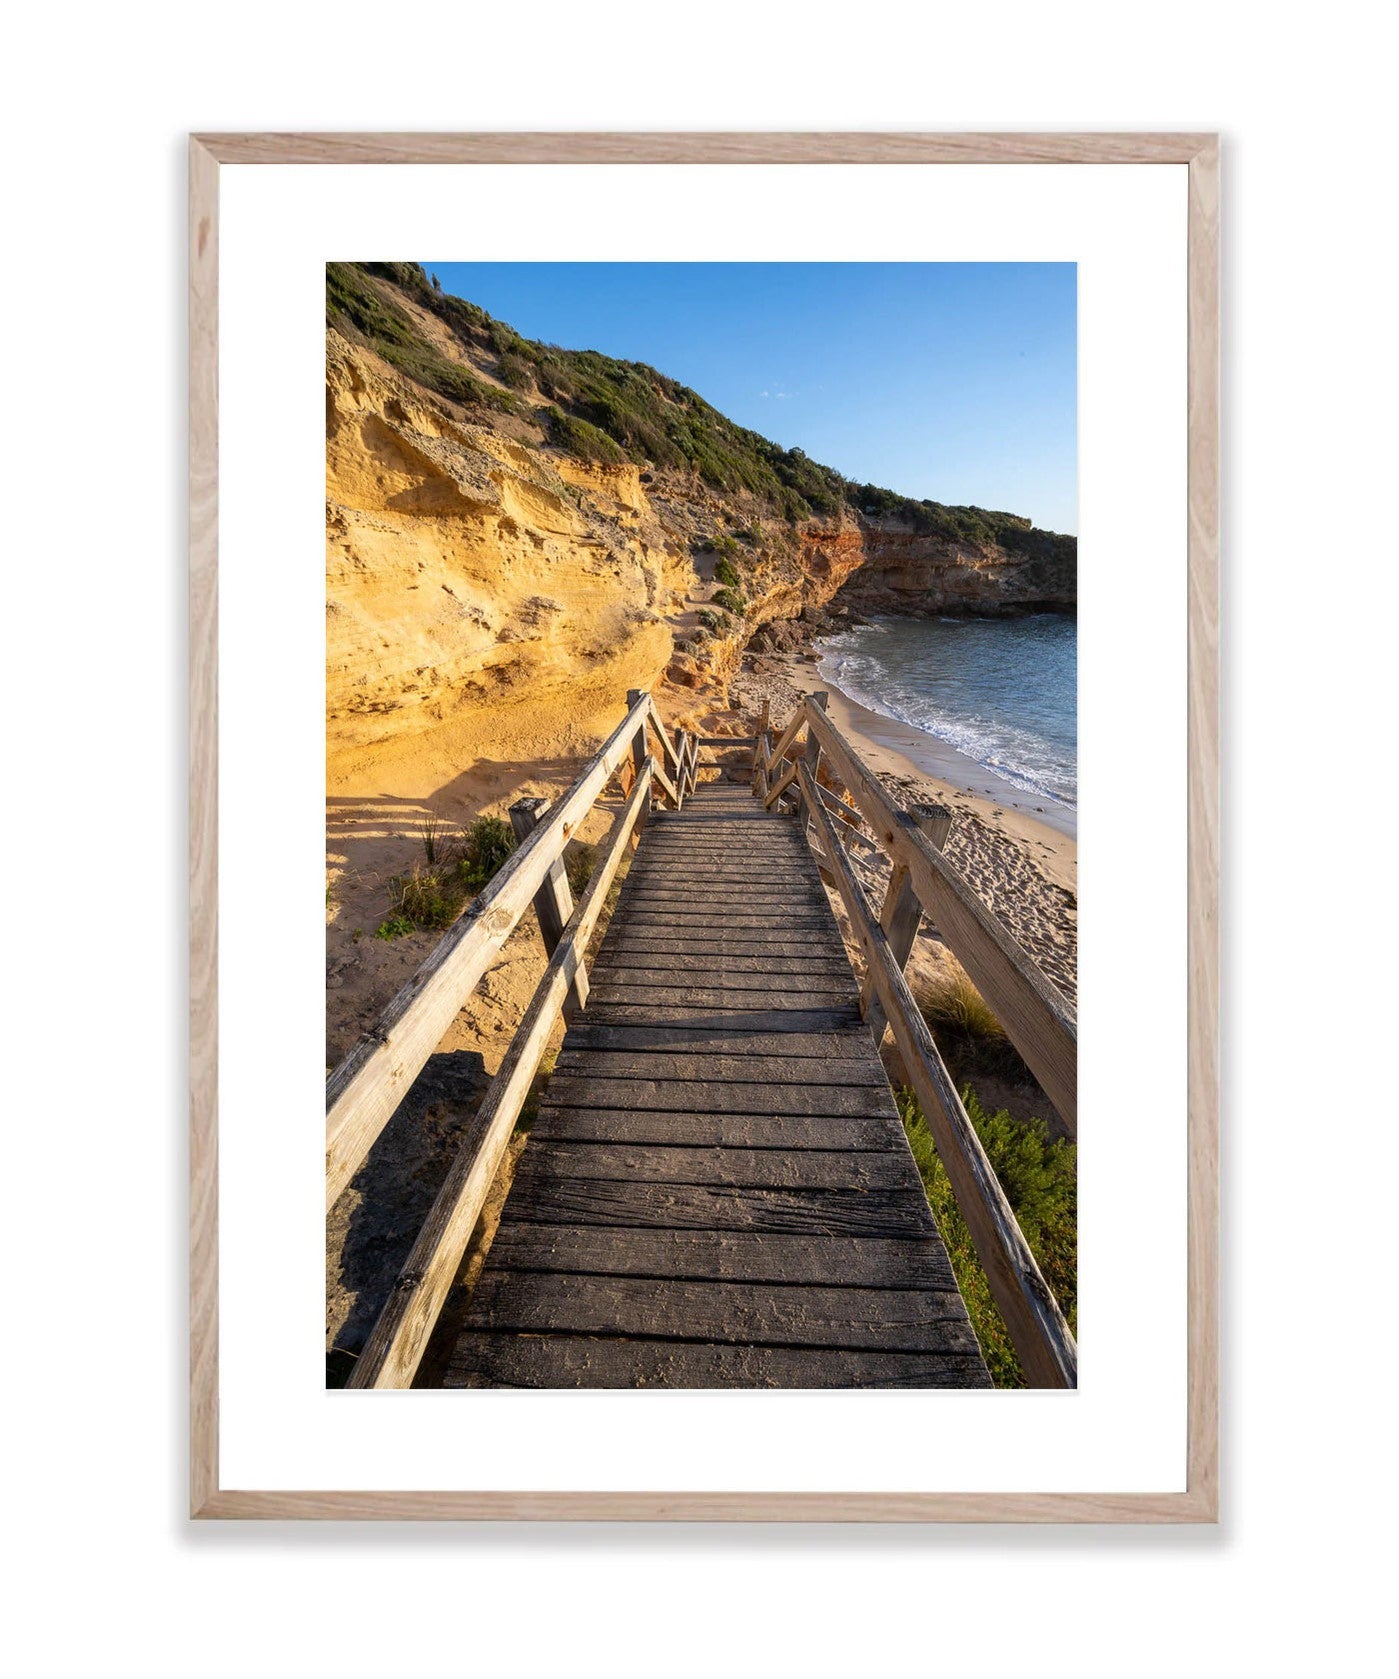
445,780,991,1388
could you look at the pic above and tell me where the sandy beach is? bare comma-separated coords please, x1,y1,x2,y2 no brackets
730,650,1078,1000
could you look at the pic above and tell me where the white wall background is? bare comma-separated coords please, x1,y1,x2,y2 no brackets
5,3,1392,1673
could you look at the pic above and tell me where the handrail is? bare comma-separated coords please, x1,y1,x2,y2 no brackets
326,690,662,1210
816,782,878,851
801,698,1077,1134
763,705,809,782
651,756,683,808
646,697,683,776
763,756,800,809
800,761,1078,1387
348,761,654,1388
749,699,770,775
754,726,775,802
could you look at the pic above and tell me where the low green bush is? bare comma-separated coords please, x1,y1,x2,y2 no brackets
378,813,518,937
457,815,517,891
712,556,743,590
387,863,460,931
898,1087,1077,1387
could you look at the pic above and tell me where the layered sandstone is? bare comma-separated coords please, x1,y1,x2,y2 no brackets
325,271,1075,788
326,334,684,785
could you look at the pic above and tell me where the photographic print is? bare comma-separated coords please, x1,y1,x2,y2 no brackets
324,258,1080,1391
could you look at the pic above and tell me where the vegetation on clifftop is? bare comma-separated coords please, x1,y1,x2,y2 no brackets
327,261,1074,560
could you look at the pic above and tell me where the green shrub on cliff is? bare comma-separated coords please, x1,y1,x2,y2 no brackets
329,262,1074,558
541,405,626,466
327,262,524,418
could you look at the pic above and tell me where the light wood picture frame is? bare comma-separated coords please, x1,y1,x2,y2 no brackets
190,130,1219,1521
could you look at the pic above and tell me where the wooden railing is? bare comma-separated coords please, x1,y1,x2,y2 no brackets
328,688,699,1388
753,695,1079,1389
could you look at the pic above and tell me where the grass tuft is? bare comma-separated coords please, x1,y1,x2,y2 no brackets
919,968,1031,1084
375,813,519,938
564,842,597,899
456,815,517,891
421,809,447,866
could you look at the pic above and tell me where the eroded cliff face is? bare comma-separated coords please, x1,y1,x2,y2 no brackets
831,524,1076,617
326,316,1073,787
326,334,684,782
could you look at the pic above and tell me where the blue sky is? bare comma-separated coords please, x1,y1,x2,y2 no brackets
425,262,1078,534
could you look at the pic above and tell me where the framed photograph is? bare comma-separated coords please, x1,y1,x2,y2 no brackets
191,131,1218,1520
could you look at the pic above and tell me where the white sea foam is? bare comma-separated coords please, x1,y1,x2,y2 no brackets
818,615,1077,809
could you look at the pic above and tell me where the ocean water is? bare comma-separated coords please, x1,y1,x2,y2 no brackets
818,614,1078,809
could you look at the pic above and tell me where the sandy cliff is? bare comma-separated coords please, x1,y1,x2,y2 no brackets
326,336,682,789
326,265,1076,788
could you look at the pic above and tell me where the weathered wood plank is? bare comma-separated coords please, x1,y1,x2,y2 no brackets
481,1225,956,1288
564,1024,878,1058
609,904,828,921
514,1139,911,1190
577,1004,863,1030
587,951,854,978
585,971,858,1000
446,1335,992,1389
620,882,816,897
594,955,850,975
503,1175,934,1238
552,1048,887,1085
543,1075,893,1116
600,932,842,952
528,1109,905,1151
587,982,858,1011
639,835,801,847
604,926,839,953
467,1272,980,1353
510,795,588,1019
645,695,683,774
619,884,827,905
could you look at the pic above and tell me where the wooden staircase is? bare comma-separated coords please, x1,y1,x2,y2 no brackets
328,689,1076,1390
445,781,991,1388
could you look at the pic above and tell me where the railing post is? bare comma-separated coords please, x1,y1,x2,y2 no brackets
795,691,827,823
750,697,770,794
863,803,952,1053
681,729,697,800
509,796,589,1019
627,689,652,836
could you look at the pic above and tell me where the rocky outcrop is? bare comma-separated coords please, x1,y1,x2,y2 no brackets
831,522,1076,618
